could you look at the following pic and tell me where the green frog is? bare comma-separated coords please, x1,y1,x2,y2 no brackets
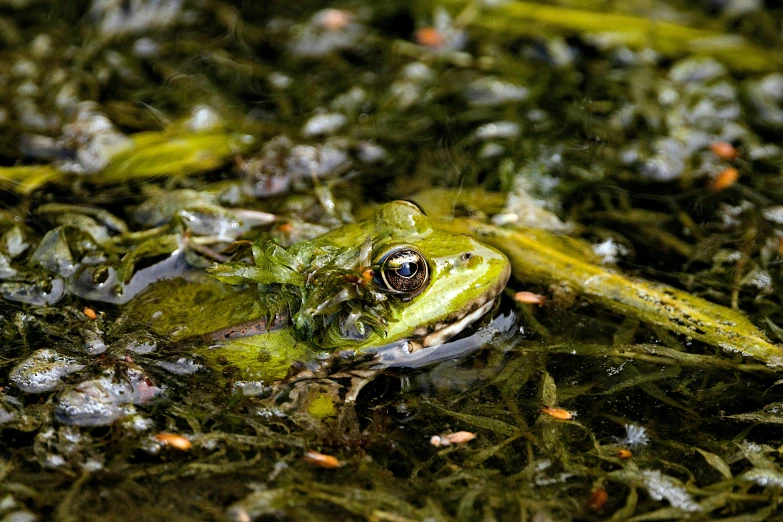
126,200,512,395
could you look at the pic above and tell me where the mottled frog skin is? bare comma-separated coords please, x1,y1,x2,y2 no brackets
128,201,511,382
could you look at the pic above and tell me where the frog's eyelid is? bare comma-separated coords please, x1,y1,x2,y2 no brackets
398,199,427,216
373,244,418,264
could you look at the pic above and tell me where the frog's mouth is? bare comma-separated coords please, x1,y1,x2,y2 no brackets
414,297,496,350
374,291,517,369
407,263,510,351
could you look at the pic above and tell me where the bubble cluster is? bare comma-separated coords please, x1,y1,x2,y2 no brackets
10,349,84,393
55,369,162,426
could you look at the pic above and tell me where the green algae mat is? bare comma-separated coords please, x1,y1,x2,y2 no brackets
3,1,783,520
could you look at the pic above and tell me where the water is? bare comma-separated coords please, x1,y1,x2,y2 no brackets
1,1,783,520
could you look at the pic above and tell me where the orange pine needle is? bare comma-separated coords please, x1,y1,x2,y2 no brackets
710,167,739,191
710,141,739,160
514,291,546,305
415,27,446,48
154,433,192,451
302,450,342,468
586,488,609,511
431,431,476,447
540,406,574,420
445,431,476,444
617,449,633,459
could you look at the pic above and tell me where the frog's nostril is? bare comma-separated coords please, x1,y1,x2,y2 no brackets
460,252,473,262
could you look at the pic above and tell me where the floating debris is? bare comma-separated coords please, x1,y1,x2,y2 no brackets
153,433,192,451
642,470,701,512
617,449,633,460
315,9,353,31
540,406,574,420
711,141,740,160
301,113,347,137
90,0,183,36
0,278,65,306
464,78,529,106
430,431,477,447
710,167,740,191
157,358,202,375
415,27,446,49
513,291,545,305
619,424,650,449
289,9,365,57
585,488,608,511
473,121,520,141
302,450,342,468
592,238,628,264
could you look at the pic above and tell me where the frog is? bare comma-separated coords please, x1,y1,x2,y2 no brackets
125,199,512,407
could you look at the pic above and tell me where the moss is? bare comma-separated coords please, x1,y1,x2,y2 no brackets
307,394,338,419
0,165,60,194
439,0,782,72
94,131,256,183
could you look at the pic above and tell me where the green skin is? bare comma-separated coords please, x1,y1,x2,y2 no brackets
130,201,511,382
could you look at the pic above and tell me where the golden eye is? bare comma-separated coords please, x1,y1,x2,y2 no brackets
378,248,429,297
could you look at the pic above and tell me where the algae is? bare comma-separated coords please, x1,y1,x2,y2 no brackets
1,1,783,521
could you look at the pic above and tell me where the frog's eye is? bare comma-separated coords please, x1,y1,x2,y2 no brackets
377,248,429,297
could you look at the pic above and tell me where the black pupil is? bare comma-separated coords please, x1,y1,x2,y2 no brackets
397,262,415,277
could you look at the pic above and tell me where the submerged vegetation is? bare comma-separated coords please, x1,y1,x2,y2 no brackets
3,0,783,520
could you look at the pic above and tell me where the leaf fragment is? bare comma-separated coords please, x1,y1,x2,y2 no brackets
694,448,732,479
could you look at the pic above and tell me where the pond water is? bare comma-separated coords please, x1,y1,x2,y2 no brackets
2,1,783,520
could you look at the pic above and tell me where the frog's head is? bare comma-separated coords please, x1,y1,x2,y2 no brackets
316,200,510,352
